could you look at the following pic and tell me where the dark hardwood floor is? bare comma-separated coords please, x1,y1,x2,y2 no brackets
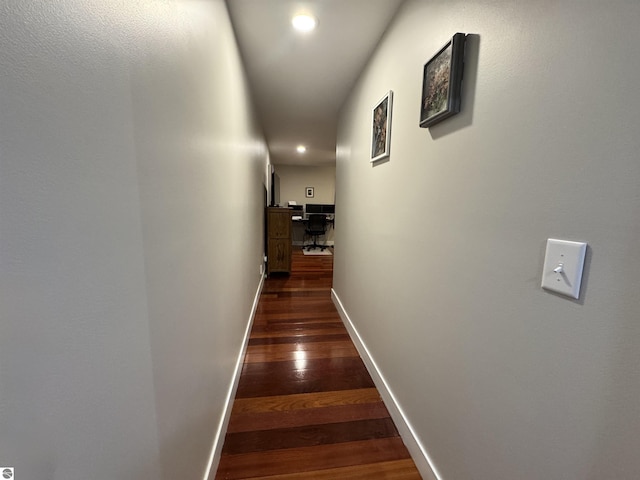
215,248,422,479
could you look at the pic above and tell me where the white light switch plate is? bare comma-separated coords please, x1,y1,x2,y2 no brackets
541,239,587,299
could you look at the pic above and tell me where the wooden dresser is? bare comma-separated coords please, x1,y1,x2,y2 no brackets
266,207,292,275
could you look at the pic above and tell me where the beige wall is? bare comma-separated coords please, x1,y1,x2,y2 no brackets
275,164,336,207
334,1,640,479
0,2,267,479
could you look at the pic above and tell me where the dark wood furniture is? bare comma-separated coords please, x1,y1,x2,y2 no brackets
266,207,292,275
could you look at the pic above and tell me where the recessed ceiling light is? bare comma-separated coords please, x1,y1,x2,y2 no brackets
296,145,307,153
292,14,316,33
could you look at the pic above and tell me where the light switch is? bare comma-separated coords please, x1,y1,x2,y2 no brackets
541,239,587,299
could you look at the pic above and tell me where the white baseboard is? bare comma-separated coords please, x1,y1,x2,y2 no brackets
203,273,265,480
331,289,441,480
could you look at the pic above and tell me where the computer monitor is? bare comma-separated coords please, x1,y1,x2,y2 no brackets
322,204,335,214
305,204,322,214
305,204,334,214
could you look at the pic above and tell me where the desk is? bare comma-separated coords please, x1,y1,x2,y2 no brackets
291,215,334,247
292,214,334,224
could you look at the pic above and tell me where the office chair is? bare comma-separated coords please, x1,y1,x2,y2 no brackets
304,214,328,251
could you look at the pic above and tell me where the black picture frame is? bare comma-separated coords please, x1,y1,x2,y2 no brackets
371,90,393,162
420,33,466,128
305,187,314,198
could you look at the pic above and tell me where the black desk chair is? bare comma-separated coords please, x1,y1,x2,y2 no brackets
304,214,328,251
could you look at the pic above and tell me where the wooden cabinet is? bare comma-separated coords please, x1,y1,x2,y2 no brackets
266,207,292,275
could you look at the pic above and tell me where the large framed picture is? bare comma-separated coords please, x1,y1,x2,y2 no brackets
371,90,393,162
420,33,466,128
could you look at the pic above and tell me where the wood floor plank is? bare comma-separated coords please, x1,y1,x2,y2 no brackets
250,322,346,334
215,437,412,480
235,358,375,398
259,299,338,310
226,401,391,433
246,340,356,354
230,388,383,414
247,459,422,480
244,340,358,363
239,355,368,375
255,313,342,323
235,374,375,398
248,333,351,345
222,418,399,455
264,290,330,298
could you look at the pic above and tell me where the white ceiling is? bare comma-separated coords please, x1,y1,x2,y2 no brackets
225,0,406,166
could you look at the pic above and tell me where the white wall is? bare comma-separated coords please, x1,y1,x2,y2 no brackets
0,2,267,479
334,1,640,479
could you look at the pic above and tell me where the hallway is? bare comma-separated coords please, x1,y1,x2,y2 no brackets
215,249,421,479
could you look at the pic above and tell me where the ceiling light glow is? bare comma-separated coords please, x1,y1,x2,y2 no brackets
292,14,316,32
296,145,306,153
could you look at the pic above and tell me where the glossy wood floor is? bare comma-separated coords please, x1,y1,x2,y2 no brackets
215,249,422,479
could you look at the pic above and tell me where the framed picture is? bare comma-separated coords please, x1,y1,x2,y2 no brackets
371,90,393,162
305,187,314,198
420,33,466,128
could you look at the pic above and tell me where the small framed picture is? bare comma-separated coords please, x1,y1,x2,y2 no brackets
420,33,466,128
305,187,314,198
371,90,393,162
